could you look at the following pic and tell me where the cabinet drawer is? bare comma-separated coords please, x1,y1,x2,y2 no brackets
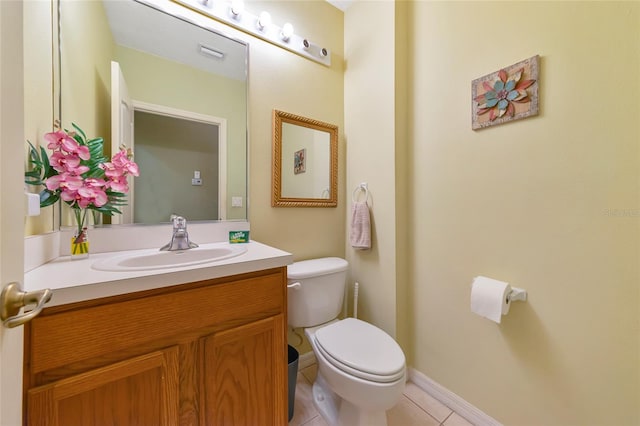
26,270,285,377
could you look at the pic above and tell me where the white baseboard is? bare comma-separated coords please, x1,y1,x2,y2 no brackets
298,351,316,370
408,367,502,426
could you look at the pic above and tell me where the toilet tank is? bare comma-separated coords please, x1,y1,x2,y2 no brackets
287,257,349,328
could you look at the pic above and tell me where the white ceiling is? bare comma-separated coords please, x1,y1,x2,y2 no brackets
326,0,353,12
102,0,247,81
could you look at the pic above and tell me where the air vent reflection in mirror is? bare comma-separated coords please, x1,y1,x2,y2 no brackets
199,44,225,60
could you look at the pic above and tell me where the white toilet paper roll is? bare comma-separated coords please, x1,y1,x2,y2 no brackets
470,276,511,323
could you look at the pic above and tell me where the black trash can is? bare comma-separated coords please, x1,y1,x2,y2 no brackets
287,345,299,422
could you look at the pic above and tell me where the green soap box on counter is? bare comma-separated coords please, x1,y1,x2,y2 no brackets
229,231,249,243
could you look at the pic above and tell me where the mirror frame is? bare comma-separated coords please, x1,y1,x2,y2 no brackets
272,110,338,207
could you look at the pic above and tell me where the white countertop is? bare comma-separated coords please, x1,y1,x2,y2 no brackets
24,241,293,307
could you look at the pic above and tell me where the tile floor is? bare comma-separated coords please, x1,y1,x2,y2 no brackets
289,363,474,426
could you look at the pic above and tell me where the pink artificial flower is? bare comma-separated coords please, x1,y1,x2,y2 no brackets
126,160,139,176
34,124,140,213
100,161,123,178
77,186,108,208
44,130,76,151
50,152,81,173
67,165,90,176
45,173,83,192
111,149,140,176
61,138,90,160
107,175,129,193
83,178,107,188
60,187,80,204
111,150,128,168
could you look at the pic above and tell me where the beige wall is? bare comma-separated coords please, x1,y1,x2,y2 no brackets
344,1,400,342
59,0,113,149
23,0,55,235
245,0,346,261
401,1,637,425
347,0,639,424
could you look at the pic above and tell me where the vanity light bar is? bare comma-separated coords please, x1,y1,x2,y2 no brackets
172,0,332,67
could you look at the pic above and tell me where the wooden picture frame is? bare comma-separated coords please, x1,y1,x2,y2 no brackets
272,110,338,207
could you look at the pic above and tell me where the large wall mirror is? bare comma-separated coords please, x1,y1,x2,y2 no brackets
272,110,338,207
58,0,248,227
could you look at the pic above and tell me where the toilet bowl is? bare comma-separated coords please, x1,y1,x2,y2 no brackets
306,319,406,426
287,258,406,426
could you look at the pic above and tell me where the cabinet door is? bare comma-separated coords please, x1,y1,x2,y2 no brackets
27,346,180,426
203,315,287,426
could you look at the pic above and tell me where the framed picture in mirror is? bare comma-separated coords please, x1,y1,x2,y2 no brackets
294,149,306,175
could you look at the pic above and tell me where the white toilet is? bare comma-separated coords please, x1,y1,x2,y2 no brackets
287,257,406,426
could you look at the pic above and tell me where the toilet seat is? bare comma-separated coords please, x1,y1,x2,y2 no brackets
314,318,405,383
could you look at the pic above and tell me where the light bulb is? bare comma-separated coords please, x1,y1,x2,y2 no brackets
230,0,244,19
257,11,271,31
281,23,294,42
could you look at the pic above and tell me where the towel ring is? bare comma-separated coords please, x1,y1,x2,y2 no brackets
352,183,369,203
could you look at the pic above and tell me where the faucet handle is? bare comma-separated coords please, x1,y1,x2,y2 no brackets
169,215,187,229
160,215,198,251
173,216,187,230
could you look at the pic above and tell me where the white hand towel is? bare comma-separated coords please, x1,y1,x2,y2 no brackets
350,201,371,250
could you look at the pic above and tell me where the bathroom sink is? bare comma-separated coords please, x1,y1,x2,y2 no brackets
91,243,248,272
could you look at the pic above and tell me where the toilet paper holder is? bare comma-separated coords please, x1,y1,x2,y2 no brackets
506,287,527,303
471,276,527,324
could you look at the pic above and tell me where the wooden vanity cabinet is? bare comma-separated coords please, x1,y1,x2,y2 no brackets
23,267,288,426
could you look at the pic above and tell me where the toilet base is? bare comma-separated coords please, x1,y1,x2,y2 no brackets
312,370,389,426
312,373,340,425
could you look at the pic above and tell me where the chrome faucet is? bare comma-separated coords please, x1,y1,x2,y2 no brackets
160,215,199,251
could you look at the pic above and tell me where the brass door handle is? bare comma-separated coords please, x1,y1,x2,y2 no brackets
1,282,52,328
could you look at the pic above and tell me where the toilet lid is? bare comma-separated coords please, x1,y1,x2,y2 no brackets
314,318,405,383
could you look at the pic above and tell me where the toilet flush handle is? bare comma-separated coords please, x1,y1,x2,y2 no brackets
287,282,301,290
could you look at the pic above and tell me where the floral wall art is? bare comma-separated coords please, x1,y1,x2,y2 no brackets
472,55,539,130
